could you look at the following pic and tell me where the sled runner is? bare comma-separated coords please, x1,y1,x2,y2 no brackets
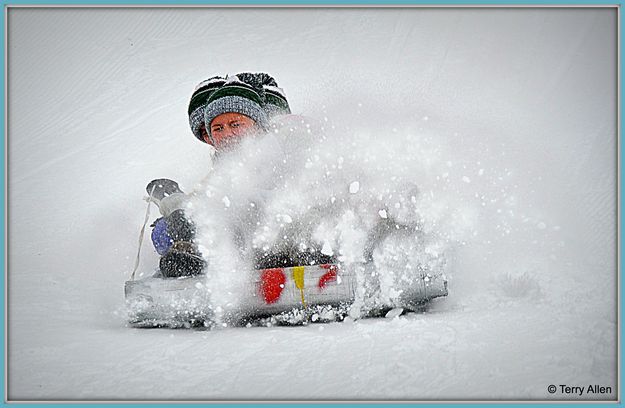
125,263,448,328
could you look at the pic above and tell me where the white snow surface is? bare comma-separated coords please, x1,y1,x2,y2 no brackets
7,7,617,401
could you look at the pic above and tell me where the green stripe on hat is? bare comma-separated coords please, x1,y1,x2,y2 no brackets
188,88,217,115
265,93,290,113
206,84,264,107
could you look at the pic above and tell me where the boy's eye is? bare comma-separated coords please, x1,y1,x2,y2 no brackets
231,122,240,128
212,125,223,132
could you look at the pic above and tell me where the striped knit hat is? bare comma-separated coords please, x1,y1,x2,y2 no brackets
235,72,291,117
188,76,226,142
203,78,269,145
263,84,291,117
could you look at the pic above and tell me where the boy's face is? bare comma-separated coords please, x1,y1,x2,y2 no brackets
207,112,257,149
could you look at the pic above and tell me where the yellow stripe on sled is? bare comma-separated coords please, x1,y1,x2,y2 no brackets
293,266,306,307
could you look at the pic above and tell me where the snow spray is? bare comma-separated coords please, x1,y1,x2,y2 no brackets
182,113,481,324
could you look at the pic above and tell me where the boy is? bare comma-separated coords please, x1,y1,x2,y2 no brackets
150,73,292,277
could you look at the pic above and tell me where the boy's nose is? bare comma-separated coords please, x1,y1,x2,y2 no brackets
222,129,236,138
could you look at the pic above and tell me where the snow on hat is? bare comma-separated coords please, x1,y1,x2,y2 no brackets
203,78,269,144
188,76,226,141
263,85,291,116
235,72,291,117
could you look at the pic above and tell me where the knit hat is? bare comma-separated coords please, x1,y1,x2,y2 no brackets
235,72,291,117
263,85,291,116
188,76,226,142
203,78,269,145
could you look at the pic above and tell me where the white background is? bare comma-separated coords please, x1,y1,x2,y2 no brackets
7,7,617,401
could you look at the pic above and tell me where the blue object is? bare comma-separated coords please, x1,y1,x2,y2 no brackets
151,217,173,255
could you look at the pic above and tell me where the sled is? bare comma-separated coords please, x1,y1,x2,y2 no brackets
124,263,448,328
128,179,448,328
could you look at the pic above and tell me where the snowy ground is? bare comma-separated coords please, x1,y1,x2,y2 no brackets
7,7,618,402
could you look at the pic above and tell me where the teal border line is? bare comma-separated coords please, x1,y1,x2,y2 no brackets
1,1,4,407
0,0,622,5
0,2,621,408
614,2,622,404
1,1,5,408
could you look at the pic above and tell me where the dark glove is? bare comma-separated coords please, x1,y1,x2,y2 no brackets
165,209,196,242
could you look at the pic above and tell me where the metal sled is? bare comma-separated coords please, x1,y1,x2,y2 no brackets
125,263,448,328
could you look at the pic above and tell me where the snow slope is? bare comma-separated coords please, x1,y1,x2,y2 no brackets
7,7,618,401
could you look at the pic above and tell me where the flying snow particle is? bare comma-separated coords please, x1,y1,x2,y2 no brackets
349,181,360,194
385,307,404,319
321,241,334,256
222,196,231,208
379,209,388,219
462,176,471,183
276,214,293,224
